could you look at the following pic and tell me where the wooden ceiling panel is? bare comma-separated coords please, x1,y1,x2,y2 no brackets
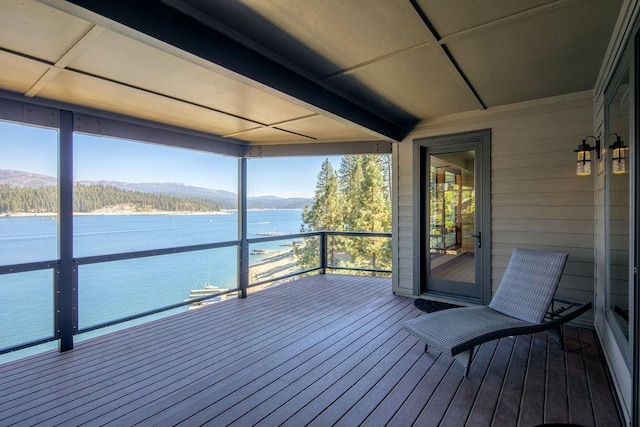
0,0,626,145
276,115,378,141
330,46,481,123
0,0,92,63
37,70,258,136
416,0,556,37
66,31,315,125
182,0,432,77
447,0,620,107
0,51,51,93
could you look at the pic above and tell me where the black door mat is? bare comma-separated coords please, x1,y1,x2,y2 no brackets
413,299,461,313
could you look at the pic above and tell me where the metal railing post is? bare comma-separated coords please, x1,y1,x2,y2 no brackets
320,231,327,274
72,261,79,334
238,157,248,298
58,109,74,352
53,264,60,341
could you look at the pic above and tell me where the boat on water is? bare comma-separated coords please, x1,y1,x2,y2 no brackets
185,283,230,309
256,231,280,236
250,248,274,255
187,284,227,298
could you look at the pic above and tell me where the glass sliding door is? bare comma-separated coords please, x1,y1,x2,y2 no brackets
599,29,640,425
606,61,632,357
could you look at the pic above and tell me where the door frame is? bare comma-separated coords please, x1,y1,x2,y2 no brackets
413,129,491,304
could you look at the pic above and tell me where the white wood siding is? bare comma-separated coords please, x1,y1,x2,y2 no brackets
393,92,596,321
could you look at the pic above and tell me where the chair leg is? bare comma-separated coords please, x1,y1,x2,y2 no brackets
546,326,565,350
453,347,474,378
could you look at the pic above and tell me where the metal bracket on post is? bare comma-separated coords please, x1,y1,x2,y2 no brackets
245,145,262,158
373,141,393,153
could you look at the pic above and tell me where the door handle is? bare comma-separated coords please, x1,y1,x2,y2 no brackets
472,232,481,248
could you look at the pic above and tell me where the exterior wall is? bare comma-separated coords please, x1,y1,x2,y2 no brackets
393,91,596,324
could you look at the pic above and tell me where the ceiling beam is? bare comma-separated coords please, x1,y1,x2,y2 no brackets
245,141,392,158
60,0,407,142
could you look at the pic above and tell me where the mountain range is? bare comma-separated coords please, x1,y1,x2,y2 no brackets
0,170,311,210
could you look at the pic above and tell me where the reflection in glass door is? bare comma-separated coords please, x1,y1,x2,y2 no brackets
429,152,476,286
417,130,490,303
606,63,631,347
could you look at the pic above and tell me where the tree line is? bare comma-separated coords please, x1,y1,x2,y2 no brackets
0,183,221,214
296,155,392,274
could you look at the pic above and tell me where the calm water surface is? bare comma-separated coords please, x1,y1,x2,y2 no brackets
0,210,303,354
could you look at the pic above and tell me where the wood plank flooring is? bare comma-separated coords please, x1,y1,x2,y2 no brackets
0,274,622,426
430,253,475,283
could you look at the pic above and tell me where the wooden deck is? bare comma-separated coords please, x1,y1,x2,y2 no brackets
0,275,622,426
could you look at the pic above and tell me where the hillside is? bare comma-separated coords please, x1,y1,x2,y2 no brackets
0,169,56,188
0,170,311,211
78,180,238,202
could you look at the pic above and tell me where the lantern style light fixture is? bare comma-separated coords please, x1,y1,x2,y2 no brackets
609,133,628,175
574,136,600,176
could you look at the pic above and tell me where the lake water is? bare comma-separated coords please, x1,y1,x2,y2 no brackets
0,210,304,357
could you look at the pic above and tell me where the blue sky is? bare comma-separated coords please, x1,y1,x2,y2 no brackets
0,121,340,198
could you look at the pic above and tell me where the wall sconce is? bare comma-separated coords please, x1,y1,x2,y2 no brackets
574,136,600,176
609,133,628,175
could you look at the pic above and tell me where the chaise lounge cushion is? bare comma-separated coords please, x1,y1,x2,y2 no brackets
404,305,532,356
488,247,568,323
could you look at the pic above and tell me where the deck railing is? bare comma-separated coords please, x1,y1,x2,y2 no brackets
0,230,391,356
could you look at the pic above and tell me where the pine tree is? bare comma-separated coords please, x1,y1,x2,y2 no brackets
297,159,344,269
0,183,222,214
348,155,391,273
297,155,392,275
338,156,363,231
300,159,343,232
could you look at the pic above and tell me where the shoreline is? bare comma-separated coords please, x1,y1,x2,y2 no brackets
249,248,298,283
2,211,231,217
2,208,303,218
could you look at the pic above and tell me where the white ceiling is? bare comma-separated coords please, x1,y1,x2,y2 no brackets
0,0,623,146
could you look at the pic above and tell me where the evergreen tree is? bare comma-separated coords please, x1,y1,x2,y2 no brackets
334,156,362,262
0,183,222,214
380,154,392,200
338,156,363,231
349,155,391,273
297,159,344,269
297,154,392,275
300,159,343,232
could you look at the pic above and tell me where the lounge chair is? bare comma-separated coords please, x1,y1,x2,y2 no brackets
403,247,592,377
